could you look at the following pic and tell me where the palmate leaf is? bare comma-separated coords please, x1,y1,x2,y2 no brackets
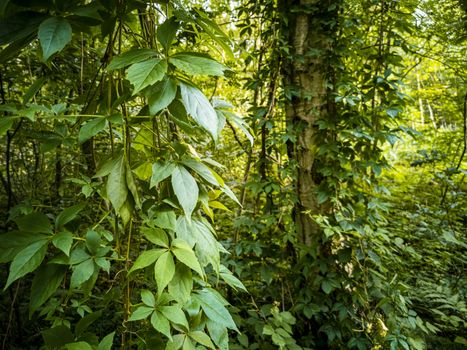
30,264,66,314
195,289,238,331
154,251,175,293
180,83,219,140
172,238,204,277
4,239,49,290
147,77,177,115
107,48,158,71
126,58,167,94
171,165,199,218
170,52,226,76
106,155,128,212
38,17,72,60
151,311,172,340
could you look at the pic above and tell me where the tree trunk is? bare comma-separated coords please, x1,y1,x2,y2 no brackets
282,0,338,246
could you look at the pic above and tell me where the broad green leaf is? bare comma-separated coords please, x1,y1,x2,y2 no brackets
128,249,165,274
30,264,66,314
75,310,103,337
0,231,48,263
206,319,228,350
147,77,177,115
150,161,175,188
170,53,226,76
69,246,91,265
14,212,52,233
180,83,219,140
85,230,101,255
126,58,167,94
172,238,203,277
154,251,175,292
107,156,128,212
151,311,172,340
157,16,179,51
55,203,85,229
154,210,177,231
189,331,215,349
0,117,14,136
66,342,93,350
107,48,158,70
42,326,74,349
221,185,241,206
78,117,107,144
160,305,189,329
95,257,110,273
219,265,247,292
129,306,154,321
181,159,222,186
142,227,169,248
52,231,73,256
38,17,72,60
23,77,46,104
5,239,48,290
94,156,121,178
166,334,185,350
195,289,237,331
97,332,115,350
169,264,193,303
70,258,95,288
126,164,141,208
171,165,199,218
192,220,220,272
141,289,156,307
183,337,195,350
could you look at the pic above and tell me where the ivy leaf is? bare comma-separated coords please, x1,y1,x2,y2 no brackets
78,118,107,144
150,161,175,188
126,58,167,94
168,264,193,303
38,17,72,60
172,238,204,277
154,251,175,293
52,231,73,256
180,83,219,140
107,155,128,212
147,77,177,115
154,210,177,231
189,331,215,349
171,165,199,218
206,319,228,349
141,227,169,248
128,306,154,321
160,305,189,329
107,48,158,71
4,239,48,290
151,311,172,340
70,258,95,288
128,249,165,274
30,264,66,315
195,289,238,331
170,52,226,76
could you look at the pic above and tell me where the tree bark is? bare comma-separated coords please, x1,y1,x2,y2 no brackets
282,0,338,246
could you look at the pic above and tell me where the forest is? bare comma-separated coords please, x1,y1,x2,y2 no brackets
0,0,466,349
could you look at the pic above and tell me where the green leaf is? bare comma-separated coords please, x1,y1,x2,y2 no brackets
97,332,115,350
126,58,167,94
38,17,72,60
195,289,237,331
154,251,175,292
221,185,241,206
42,326,74,349
52,231,73,256
180,83,219,140
107,48,158,70
160,305,189,329
192,220,220,272
126,163,141,208
14,212,52,233
107,155,128,212
147,77,177,115
128,249,165,274
23,77,46,104
30,264,66,314
168,264,193,303
181,159,222,186
219,265,247,292
0,117,14,136
172,238,203,277
206,319,228,350
171,165,199,218
150,161,175,188
66,342,94,350
78,117,107,144
75,310,103,337
55,203,85,229
142,227,169,248
183,337,195,350
151,311,172,340
141,289,156,307
157,16,179,51
189,331,215,349
70,258,95,288
5,239,48,290
154,210,177,231
170,53,225,76
85,230,101,255
129,306,154,321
